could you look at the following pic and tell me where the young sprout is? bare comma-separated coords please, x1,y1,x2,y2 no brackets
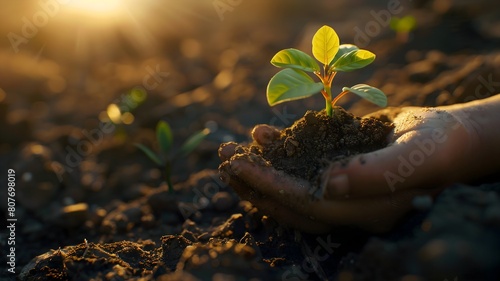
135,121,210,193
390,15,417,43
267,25,387,117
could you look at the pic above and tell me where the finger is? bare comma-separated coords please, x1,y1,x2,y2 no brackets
226,155,438,233
321,135,443,199
239,189,332,234
228,156,315,215
218,142,238,162
322,115,469,199
309,187,442,233
223,154,439,233
220,160,331,233
251,124,281,146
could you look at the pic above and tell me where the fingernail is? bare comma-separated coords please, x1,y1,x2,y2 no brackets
252,124,280,146
329,174,349,196
218,142,237,161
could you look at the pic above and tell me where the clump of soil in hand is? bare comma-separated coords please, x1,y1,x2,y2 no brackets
251,107,394,186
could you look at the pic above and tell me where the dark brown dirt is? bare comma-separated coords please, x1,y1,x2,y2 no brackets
3,0,500,280
251,108,394,186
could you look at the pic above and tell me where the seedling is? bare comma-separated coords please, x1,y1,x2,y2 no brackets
390,15,417,43
267,25,387,117
135,121,210,193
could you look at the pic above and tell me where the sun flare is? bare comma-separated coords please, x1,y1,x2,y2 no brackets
38,0,199,61
65,0,124,15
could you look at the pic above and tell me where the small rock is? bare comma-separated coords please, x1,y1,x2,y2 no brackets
182,219,202,234
212,191,234,211
141,214,156,228
211,213,246,239
147,191,179,213
197,232,211,242
89,208,107,226
100,220,114,234
181,230,197,242
123,207,142,224
304,111,318,124
58,203,89,228
114,213,132,233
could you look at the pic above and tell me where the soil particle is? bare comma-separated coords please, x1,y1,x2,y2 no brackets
173,238,266,280
211,213,246,239
56,203,89,228
20,241,162,281
161,235,193,271
211,191,235,211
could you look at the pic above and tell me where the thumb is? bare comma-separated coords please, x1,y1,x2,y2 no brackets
321,128,464,199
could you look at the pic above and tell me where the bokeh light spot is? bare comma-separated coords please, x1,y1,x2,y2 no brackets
181,39,202,59
107,103,122,124
214,70,233,89
121,112,135,124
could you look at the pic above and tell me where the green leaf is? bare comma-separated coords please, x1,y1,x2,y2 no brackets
330,44,359,66
312,25,339,65
179,128,210,156
342,84,387,107
271,48,320,73
135,143,163,166
156,121,173,154
331,50,376,72
267,69,324,106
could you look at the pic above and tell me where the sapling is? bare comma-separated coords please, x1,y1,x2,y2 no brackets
267,25,387,117
135,121,210,193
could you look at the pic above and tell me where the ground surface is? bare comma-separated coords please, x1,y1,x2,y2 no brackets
1,0,500,280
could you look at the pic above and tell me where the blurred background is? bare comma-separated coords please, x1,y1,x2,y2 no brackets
1,0,500,277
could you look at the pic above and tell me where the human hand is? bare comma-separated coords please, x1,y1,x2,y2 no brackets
218,100,494,233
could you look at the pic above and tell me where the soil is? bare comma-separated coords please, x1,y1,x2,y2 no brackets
2,0,500,280
251,108,394,186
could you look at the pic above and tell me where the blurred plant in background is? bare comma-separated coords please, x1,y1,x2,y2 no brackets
390,15,417,43
135,120,210,193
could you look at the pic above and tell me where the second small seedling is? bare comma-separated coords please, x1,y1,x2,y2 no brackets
136,121,210,193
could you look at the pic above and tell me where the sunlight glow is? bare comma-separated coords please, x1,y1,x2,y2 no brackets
45,0,197,62
65,0,124,15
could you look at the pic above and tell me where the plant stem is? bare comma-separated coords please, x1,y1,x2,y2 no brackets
165,163,174,194
324,85,333,116
331,90,349,107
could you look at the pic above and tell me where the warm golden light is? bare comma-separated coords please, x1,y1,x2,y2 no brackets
65,0,124,15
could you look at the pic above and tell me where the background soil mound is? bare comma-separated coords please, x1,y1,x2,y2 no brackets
254,107,393,185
